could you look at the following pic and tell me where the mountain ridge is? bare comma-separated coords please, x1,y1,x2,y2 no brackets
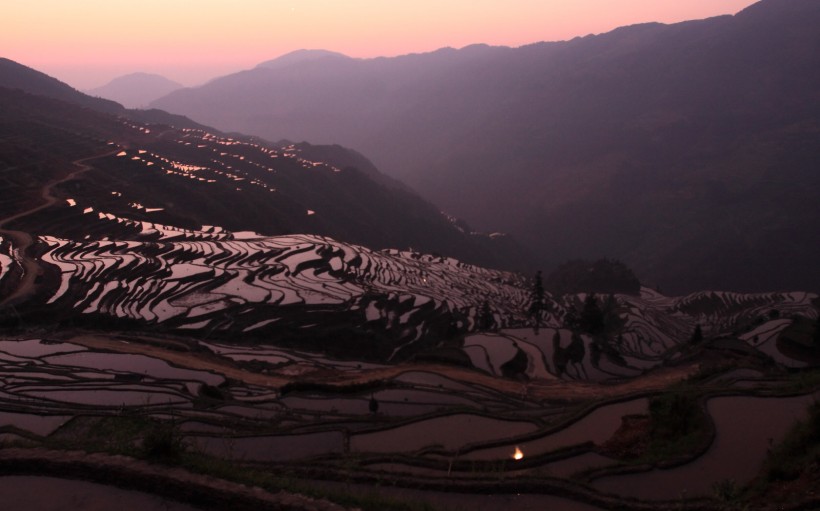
150,0,820,293
256,49,351,69
87,72,184,109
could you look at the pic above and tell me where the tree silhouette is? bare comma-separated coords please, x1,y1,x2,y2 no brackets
690,324,704,344
479,300,495,331
528,270,546,332
580,293,605,335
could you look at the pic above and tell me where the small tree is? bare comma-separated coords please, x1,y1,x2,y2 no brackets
580,293,605,335
527,270,546,332
690,324,704,344
479,300,495,331
567,331,586,363
142,421,187,463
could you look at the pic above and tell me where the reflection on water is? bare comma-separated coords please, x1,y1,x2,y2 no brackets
0,412,69,436
192,430,344,461
351,413,538,453
464,398,648,460
594,392,819,499
317,480,606,511
0,476,202,511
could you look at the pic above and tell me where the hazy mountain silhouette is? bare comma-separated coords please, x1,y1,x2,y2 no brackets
87,72,183,108
0,63,532,271
151,0,820,293
0,57,122,114
256,49,351,70
0,58,210,131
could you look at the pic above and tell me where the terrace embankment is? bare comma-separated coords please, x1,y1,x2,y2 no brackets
62,330,699,400
0,448,353,511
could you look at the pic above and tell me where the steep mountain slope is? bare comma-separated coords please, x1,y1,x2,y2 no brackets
87,72,183,108
151,0,820,293
0,58,209,131
0,84,529,272
0,58,122,114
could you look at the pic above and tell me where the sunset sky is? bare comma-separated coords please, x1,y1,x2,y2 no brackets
3,0,759,90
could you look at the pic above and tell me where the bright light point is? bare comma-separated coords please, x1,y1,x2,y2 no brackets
512,446,524,460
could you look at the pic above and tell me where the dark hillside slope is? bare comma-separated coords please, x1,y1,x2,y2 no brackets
0,86,530,270
0,58,122,114
0,58,209,131
152,0,820,293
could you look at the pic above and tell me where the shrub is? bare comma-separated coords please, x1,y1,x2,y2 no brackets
142,421,187,463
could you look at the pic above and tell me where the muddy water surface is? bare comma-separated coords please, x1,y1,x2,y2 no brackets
0,476,202,511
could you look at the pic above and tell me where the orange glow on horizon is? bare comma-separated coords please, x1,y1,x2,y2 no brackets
2,0,759,89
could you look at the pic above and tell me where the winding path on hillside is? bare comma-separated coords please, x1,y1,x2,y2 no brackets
0,149,118,307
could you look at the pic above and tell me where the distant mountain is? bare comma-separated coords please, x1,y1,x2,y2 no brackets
0,58,209,131
87,72,183,108
151,0,820,293
0,57,121,114
256,49,351,70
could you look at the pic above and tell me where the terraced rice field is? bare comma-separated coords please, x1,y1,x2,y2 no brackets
0,326,816,478
1,116,819,509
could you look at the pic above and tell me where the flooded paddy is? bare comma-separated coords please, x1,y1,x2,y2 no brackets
0,476,203,511
0,412,69,436
22,388,190,407
281,395,370,415
0,324,817,511
594,392,820,499
351,414,538,453
464,398,648,460
0,339,87,358
316,480,606,511
192,430,345,461
43,352,224,386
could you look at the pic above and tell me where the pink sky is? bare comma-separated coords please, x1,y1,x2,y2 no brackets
2,0,759,90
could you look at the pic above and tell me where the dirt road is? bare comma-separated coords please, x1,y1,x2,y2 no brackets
0,150,118,307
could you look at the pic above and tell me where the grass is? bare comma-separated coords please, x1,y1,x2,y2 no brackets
784,368,820,393
720,400,820,509
48,415,152,455
182,453,436,511
761,401,820,483
641,392,711,463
